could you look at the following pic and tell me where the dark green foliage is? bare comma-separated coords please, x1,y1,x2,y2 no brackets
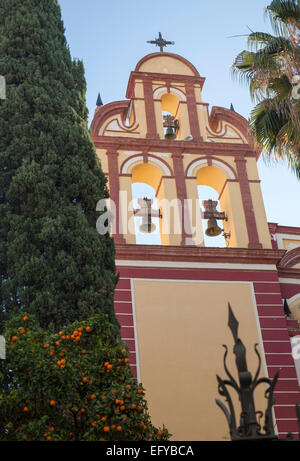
0,0,118,330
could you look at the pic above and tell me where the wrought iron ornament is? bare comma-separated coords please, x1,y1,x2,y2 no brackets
147,32,175,52
216,303,300,441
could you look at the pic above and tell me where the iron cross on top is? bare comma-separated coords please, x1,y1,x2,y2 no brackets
147,32,175,52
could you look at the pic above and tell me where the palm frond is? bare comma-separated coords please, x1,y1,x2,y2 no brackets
265,0,300,36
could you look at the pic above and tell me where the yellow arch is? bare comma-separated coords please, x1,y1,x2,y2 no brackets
131,163,162,191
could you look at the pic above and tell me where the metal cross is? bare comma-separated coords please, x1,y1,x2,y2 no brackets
147,32,175,52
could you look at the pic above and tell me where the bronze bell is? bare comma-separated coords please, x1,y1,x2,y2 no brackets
139,216,156,233
164,126,176,140
205,218,222,237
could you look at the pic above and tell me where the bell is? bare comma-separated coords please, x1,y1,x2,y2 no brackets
164,126,176,140
205,218,222,237
139,215,156,233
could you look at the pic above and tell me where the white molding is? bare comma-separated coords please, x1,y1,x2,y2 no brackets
116,260,277,271
276,233,300,250
153,86,187,101
186,158,208,177
186,158,236,179
286,293,300,305
211,159,236,179
279,278,300,285
121,154,172,177
121,156,143,174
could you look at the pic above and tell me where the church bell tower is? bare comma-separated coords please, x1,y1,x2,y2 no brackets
91,45,300,441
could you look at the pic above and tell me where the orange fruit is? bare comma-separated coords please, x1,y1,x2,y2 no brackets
81,349,86,355
117,426,122,432
12,336,18,342
90,394,96,400
23,406,29,412
137,389,143,394
103,426,110,432
86,326,91,332
49,400,56,406
23,316,28,321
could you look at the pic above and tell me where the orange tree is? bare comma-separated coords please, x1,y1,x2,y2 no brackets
0,313,170,441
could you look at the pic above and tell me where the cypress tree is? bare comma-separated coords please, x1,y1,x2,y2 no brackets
0,0,118,331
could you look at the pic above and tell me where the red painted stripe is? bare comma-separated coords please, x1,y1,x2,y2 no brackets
114,291,132,302
265,355,295,366
129,353,136,365
268,366,298,379
117,267,279,282
273,393,300,405
276,420,300,433
262,330,290,341
274,380,300,392
117,315,134,327
255,293,283,304
114,302,133,314
259,318,287,328
120,326,135,338
253,282,282,293
274,406,300,419
116,278,131,289
121,339,135,351
257,307,285,317
263,342,293,353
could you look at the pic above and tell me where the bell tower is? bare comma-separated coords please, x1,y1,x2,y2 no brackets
91,51,300,441
91,52,272,250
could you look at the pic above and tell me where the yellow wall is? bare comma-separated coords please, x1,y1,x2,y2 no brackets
290,298,300,321
249,183,272,249
138,56,195,76
282,239,300,251
133,279,267,441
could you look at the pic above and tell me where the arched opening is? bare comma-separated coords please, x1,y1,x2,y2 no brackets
197,185,226,248
161,93,180,140
196,165,231,248
131,163,162,245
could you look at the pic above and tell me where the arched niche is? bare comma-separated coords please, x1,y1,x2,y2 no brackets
185,158,247,248
197,184,226,248
153,87,189,140
131,163,162,245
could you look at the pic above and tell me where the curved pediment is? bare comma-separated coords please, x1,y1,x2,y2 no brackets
135,52,201,78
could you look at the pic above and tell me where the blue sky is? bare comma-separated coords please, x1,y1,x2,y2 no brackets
59,0,300,229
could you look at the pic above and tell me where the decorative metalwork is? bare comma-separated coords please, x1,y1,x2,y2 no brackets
147,32,175,52
216,303,284,441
